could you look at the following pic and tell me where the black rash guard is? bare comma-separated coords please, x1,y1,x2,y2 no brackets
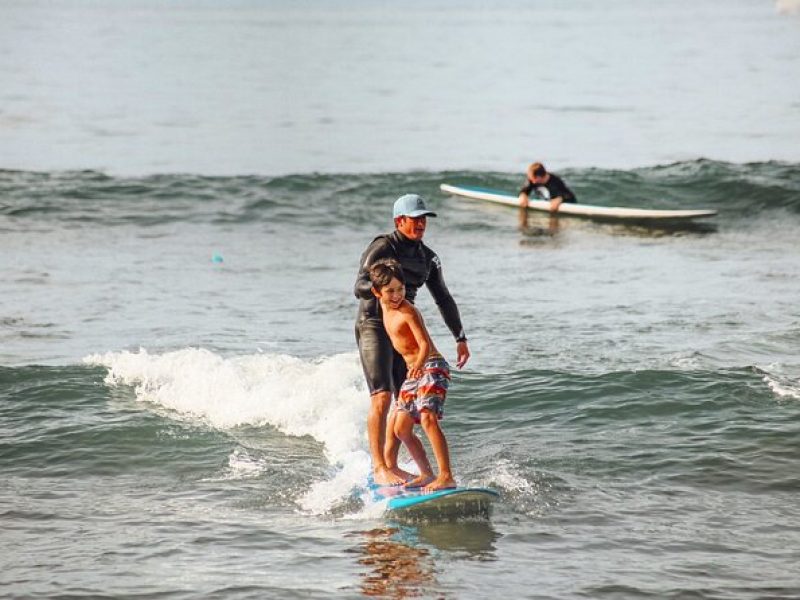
520,173,577,203
354,229,466,394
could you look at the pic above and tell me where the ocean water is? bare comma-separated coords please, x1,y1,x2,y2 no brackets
3,1,800,599
3,163,800,599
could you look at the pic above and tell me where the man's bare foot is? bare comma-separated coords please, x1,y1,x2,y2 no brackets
422,475,456,493
373,465,406,486
403,473,434,489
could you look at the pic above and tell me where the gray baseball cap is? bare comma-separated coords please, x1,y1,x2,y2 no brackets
392,194,437,218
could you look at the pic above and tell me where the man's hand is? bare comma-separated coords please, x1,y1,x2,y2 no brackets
455,340,470,369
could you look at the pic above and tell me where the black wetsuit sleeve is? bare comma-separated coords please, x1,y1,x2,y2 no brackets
425,252,466,341
519,181,535,196
354,237,395,300
550,175,577,202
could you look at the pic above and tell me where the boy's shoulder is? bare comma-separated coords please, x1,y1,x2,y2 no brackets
390,298,419,318
400,299,425,321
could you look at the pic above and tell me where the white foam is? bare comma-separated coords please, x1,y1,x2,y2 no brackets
84,347,374,513
490,458,537,495
298,451,371,514
198,448,272,482
764,374,800,400
225,448,270,480
346,494,389,521
758,363,800,401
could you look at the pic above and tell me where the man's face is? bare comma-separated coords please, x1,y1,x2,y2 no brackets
396,215,427,241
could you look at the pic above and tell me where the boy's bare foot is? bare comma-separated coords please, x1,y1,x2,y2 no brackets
391,466,415,481
403,473,434,489
373,465,406,486
422,475,456,493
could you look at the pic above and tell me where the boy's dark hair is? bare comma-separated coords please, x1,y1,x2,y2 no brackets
369,258,405,290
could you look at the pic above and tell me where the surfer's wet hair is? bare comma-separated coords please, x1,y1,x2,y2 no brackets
528,162,547,178
369,258,405,290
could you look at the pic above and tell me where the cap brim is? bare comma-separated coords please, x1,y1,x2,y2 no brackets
402,210,437,218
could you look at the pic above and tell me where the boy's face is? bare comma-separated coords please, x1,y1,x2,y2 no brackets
373,277,405,309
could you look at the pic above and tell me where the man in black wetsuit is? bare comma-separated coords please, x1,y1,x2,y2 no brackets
519,162,577,213
354,193,470,485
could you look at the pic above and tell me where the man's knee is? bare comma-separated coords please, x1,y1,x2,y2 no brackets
370,390,392,409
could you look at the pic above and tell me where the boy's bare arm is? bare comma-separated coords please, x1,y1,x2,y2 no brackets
403,304,431,379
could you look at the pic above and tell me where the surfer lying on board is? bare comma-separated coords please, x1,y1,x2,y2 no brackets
368,258,456,492
518,162,577,213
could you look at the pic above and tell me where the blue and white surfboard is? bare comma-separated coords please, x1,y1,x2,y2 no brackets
369,481,499,520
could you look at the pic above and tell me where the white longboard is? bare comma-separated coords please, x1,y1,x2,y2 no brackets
370,482,498,520
440,183,717,221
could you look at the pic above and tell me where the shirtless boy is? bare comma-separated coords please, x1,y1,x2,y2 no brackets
368,258,456,492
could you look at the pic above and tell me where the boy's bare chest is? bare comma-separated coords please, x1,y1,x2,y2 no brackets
383,313,409,338
382,312,416,353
